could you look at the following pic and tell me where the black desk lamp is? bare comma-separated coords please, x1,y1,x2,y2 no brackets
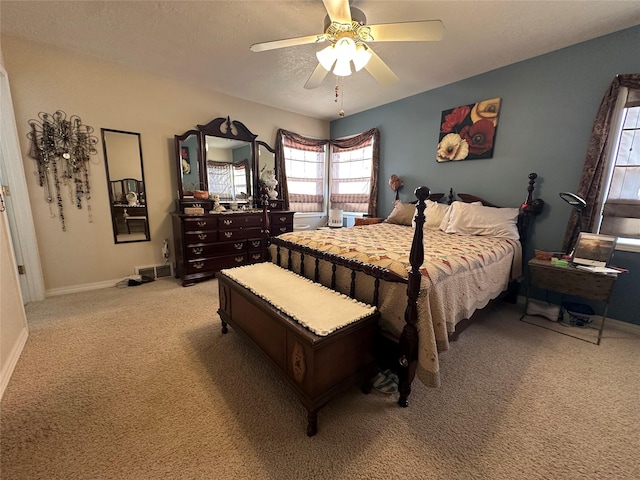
559,192,587,255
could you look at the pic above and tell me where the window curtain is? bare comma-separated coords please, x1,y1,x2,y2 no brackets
276,129,327,212
330,128,379,216
563,74,640,251
275,129,328,211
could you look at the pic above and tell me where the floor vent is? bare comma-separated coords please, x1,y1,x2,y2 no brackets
135,264,173,280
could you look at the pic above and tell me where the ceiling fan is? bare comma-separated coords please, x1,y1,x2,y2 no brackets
250,0,445,89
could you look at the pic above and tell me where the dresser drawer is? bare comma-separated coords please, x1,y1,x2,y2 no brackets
185,230,217,245
218,226,262,241
247,238,265,251
248,250,265,263
218,214,262,229
186,254,247,274
185,241,246,258
272,224,293,235
183,216,216,232
271,212,294,226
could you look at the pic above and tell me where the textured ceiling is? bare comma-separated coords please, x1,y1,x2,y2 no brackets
2,1,639,120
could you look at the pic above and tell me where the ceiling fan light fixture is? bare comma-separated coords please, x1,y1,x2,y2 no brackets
333,56,352,76
352,43,372,71
316,44,337,71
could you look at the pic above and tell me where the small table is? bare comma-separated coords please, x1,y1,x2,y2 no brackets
522,258,618,345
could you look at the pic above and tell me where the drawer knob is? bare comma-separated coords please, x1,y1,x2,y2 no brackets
279,216,286,222
193,262,204,270
224,232,233,238
234,243,243,250
224,219,232,225
197,221,206,227
198,233,208,240
279,227,287,232
192,247,203,255
252,253,261,260
251,241,260,248
235,256,244,263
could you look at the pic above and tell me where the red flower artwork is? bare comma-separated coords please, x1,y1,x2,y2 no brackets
460,119,496,155
440,106,470,133
436,98,501,162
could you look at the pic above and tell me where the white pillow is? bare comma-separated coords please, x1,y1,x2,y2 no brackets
438,201,481,231
442,202,520,240
412,200,451,229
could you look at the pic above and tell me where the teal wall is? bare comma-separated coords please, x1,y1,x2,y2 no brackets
330,26,640,325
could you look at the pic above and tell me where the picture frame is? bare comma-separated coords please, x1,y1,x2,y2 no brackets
436,97,501,162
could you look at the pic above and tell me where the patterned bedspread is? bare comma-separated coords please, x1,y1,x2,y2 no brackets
271,223,522,388
276,223,521,286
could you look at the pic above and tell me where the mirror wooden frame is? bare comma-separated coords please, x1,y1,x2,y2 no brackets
101,128,150,244
175,117,260,205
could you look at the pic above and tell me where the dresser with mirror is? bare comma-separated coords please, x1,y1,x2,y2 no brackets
172,116,293,286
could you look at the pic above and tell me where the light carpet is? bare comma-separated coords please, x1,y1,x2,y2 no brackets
1,278,638,480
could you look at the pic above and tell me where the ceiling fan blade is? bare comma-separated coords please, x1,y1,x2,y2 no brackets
364,47,399,87
367,20,445,42
250,34,325,52
322,0,351,24
304,63,329,90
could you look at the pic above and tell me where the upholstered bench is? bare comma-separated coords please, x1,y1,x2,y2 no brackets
216,262,380,436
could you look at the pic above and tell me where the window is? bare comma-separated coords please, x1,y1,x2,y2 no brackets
282,136,327,213
330,138,374,213
277,128,379,216
597,87,640,240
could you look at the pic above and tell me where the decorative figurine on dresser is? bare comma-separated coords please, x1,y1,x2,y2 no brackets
172,116,294,286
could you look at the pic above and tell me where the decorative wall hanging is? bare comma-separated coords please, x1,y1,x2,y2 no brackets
436,97,501,163
27,110,98,231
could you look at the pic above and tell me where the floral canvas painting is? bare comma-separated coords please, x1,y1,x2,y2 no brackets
436,97,501,162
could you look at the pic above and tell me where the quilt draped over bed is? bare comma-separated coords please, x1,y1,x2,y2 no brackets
270,223,522,388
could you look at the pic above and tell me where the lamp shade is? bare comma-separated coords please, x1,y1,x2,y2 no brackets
316,45,337,71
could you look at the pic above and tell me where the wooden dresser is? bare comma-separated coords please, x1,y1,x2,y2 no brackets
172,210,294,286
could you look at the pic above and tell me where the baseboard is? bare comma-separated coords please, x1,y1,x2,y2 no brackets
46,279,122,296
0,326,29,400
516,295,640,336
46,275,175,297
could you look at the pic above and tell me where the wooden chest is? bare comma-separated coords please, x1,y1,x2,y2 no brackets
216,263,380,436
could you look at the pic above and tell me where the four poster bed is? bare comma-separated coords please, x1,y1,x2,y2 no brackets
267,172,544,406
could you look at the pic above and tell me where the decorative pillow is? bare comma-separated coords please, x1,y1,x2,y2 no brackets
438,201,481,231
384,200,415,226
411,200,451,229
442,201,520,240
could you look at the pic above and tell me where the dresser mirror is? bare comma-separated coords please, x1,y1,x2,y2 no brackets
175,130,201,198
257,140,276,178
101,129,150,243
175,117,259,208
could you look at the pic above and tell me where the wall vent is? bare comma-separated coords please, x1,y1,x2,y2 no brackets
135,264,173,280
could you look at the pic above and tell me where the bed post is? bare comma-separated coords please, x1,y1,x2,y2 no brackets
397,186,430,408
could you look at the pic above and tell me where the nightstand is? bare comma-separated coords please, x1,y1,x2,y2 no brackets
522,258,619,345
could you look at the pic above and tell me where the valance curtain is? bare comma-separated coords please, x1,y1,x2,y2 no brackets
563,73,640,251
275,128,380,216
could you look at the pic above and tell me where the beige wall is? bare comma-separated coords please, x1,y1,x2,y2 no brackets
1,35,328,293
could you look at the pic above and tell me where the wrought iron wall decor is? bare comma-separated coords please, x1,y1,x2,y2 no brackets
27,110,98,231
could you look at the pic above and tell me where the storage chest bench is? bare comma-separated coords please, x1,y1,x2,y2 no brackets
216,262,380,436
